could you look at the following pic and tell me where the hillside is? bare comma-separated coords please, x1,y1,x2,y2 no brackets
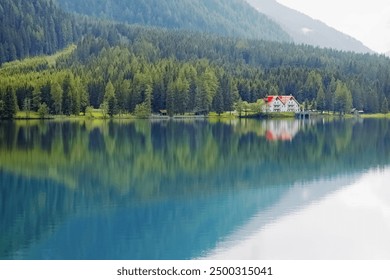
1,0,390,120
246,0,373,53
1,24,390,120
54,0,291,42
0,0,83,64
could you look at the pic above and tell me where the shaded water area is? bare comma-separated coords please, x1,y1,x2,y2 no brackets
1,118,390,259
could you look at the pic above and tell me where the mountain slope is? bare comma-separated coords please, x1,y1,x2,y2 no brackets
0,0,83,64
246,0,373,53
54,0,291,42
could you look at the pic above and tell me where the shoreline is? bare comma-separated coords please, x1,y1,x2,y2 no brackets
7,111,390,121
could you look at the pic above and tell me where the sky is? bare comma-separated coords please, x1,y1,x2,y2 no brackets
276,0,390,53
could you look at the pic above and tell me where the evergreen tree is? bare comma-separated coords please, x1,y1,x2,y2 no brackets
2,87,17,119
104,80,117,117
40,82,53,111
38,102,49,118
23,98,31,118
166,80,175,116
334,81,353,114
32,87,42,111
0,100,5,119
173,76,189,115
195,68,219,114
304,71,323,101
51,81,63,114
381,96,389,114
212,88,224,115
365,89,379,113
316,86,326,112
62,74,74,115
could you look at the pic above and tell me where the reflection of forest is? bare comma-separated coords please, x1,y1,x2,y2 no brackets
1,119,390,195
1,119,390,259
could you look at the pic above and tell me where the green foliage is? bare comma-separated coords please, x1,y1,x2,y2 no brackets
23,98,31,118
62,75,74,115
334,80,353,114
0,100,4,119
104,81,117,117
1,13,390,117
381,97,389,114
134,102,151,118
99,102,108,119
51,82,63,114
235,98,244,117
2,119,390,201
56,0,290,43
0,0,82,64
316,86,326,112
37,102,49,118
247,99,265,115
0,87,17,119
85,106,94,119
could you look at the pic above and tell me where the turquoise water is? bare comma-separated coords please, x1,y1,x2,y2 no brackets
1,118,390,259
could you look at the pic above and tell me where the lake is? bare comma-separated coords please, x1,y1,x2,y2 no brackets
1,118,390,260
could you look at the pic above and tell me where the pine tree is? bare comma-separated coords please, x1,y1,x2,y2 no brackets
62,74,74,116
381,96,389,114
0,100,5,119
3,86,17,119
38,103,49,118
334,81,352,114
212,88,224,115
51,81,63,114
316,86,326,112
104,81,117,117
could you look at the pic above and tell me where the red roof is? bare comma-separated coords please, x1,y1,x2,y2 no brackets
265,130,293,142
265,95,296,105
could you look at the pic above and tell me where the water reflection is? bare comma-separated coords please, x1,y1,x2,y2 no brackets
265,119,302,141
1,119,390,259
205,168,390,259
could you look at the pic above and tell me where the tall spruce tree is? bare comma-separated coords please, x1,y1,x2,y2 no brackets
104,81,117,117
2,87,17,119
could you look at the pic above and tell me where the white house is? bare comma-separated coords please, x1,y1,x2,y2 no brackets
263,95,301,113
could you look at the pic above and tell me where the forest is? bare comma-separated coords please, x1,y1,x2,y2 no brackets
55,0,291,43
0,0,85,64
1,0,390,118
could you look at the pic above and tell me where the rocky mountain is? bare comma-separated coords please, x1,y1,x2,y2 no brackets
246,0,373,53
54,0,291,43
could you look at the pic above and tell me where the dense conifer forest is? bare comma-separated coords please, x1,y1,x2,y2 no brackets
0,0,84,63
55,0,291,43
1,0,390,118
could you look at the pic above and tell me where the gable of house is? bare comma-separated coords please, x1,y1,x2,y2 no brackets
264,95,300,112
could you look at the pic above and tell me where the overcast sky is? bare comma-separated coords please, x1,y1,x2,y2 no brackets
276,0,390,53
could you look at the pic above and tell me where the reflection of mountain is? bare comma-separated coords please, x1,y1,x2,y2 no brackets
203,174,360,259
1,119,390,259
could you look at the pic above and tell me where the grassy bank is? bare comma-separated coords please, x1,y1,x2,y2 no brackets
238,112,296,119
10,110,390,121
360,113,390,119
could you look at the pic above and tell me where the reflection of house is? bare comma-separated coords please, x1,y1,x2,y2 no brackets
265,120,300,141
263,95,300,113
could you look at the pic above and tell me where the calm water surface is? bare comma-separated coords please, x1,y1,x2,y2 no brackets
1,118,390,259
